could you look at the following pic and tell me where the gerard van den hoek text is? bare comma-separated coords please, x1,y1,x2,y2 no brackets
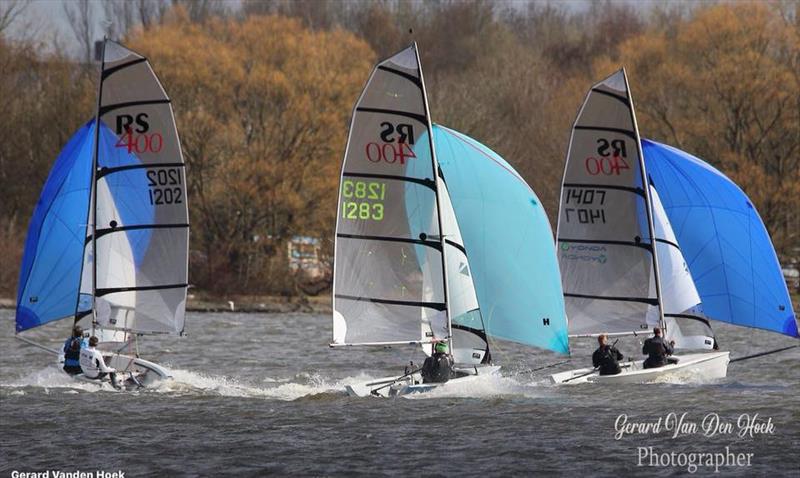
11,471,125,478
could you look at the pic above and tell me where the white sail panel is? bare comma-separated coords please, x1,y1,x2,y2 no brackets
333,45,445,346
557,69,660,336
439,180,487,364
649,186,714,349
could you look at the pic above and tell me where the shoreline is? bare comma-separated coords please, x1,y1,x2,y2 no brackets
0,295,332,314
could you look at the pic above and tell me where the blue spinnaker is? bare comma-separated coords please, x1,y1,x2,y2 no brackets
643,139,798,338
433,125,569,354
16,121,95,332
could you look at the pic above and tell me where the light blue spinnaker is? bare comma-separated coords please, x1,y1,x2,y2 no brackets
643,139,798,338
433,125,569,355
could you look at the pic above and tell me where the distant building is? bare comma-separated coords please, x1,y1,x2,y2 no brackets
287,236,328,280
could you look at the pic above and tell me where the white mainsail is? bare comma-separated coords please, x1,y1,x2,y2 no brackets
87,39,189,336
332,45,449,346
557,69,664,336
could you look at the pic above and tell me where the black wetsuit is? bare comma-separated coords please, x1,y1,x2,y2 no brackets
642,336,674,369
421,353,453,384
592,345,623,375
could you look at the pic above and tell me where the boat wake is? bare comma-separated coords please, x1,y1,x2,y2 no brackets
2,366,553,401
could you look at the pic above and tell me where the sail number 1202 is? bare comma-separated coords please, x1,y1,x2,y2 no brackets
147,168,183,205
341,179,385,221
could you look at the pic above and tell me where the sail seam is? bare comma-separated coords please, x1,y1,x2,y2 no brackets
376,65,422,88
337,233,441,250
96,283,187,297
573,125,636,140
90,223,190,242
335,294,446,311
355,107,426,123
562,183,645,196
97,162,185,179
342,172,436,190
99,99,171,116
564,293,658,305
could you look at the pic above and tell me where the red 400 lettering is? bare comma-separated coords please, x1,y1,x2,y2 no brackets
115,128,163,154
585,155,630,175
365,142,416,165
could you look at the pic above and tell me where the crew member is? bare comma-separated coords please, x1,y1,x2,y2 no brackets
62,326,87,375
592,333,624,375
642,327,676,369
80,336,119,387
421,342,453,384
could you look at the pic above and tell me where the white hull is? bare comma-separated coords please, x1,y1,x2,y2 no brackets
550,352,730,385
346,365,501,398
61,353,171,390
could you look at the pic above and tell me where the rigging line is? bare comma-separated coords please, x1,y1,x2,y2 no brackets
730,345,798,363
97,162,185,179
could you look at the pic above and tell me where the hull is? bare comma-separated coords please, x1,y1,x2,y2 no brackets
346,365,501,398
61,353,171,390
550,352,730,385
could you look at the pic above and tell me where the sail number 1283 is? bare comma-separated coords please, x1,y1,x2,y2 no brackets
341,179,386,221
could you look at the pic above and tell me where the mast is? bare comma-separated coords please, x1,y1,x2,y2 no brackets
414,43,453,351
90,37,107,335
623,68,666,332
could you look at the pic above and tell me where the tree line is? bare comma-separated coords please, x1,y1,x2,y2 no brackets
0,0,797,298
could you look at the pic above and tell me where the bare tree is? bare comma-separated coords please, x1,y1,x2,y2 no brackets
0,0,26,34
62,0,95,65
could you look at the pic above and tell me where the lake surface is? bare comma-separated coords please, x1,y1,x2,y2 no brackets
1,310,798,476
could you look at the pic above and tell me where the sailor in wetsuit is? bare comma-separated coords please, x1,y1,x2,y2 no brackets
421,342,454,384
642,327,677,369
62,325,87,375
592,333,623,375
80,336,120,388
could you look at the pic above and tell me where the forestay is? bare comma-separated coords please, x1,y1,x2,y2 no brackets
332,44,448,346
88,40,188,335
557,69,663,336
643,139,798,338
434,125,570,355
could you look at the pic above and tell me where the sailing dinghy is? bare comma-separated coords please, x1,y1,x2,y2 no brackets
332,44,568,397
550,69,797,384
15,39,189,389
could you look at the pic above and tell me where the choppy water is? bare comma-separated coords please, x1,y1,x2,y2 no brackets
1,310,798,476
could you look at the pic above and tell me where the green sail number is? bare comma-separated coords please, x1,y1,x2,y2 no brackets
341,180,386,221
